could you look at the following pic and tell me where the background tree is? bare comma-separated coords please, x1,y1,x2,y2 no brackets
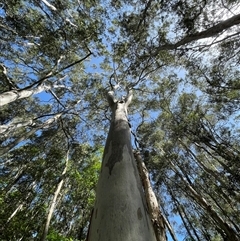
1,0,240,240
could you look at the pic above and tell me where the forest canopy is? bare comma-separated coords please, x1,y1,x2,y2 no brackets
0,0,240,240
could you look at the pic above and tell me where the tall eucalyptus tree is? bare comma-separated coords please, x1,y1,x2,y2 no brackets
1,0,240,240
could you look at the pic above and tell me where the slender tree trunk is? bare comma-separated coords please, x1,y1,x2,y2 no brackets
178,202,201,241
206,190,240,233
175,202,195,241
179,139,228,188
87,90,158,241
7,203,23,223
41,150,69,241
4,182,37,229
167,186,198,241
160,201,179,241
0,113,62,156
161,210,178,241
170,161,240,241
194,142,236,177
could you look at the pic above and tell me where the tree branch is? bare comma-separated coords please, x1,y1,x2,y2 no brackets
41,0,57,11
48,89,66,109
0,64,18,90
23,51,92,90
152,13,240,55
106,91,116,109
125,89,133,107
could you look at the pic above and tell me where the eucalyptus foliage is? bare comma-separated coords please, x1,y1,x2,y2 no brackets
1,0,240,240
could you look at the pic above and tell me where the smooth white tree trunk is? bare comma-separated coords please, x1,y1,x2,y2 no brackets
0,113,62,156
0,85,50,106
87,90,157,241
41,150,69,241
0,84,66,106
0,120,35,135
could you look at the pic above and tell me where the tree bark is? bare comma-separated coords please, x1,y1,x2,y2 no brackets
87,90,157,241
134,151,166,241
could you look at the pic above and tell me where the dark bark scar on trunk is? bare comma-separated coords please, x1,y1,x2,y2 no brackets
137,207,143,220
105,141,124,175
104,119,131,175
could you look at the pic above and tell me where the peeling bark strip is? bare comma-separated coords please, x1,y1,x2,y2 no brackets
134,151,167,241
87,90,158,241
